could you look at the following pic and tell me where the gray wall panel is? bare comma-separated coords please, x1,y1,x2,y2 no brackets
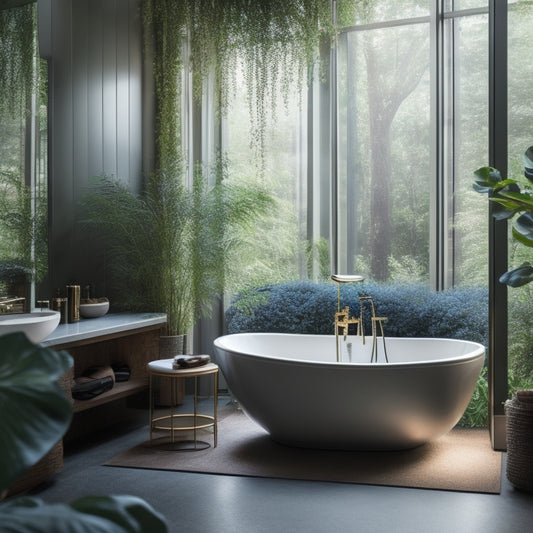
87,1,104,179
102,0,118,177
47,0,143,296
72,0,89,194
116,0,131,184
48,0,74,289
128,0,143,193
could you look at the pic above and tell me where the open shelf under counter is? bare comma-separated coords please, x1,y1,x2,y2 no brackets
72,377,149,413
42,313,167,415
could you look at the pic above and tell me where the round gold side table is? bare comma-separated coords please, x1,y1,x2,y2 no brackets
147,359,218,450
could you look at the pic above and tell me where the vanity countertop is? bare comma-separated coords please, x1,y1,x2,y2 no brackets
42,312,166,348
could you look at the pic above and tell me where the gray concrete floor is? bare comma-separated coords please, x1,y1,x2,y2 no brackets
31,398,533,533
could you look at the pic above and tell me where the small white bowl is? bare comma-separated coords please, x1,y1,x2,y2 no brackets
79,299,110,318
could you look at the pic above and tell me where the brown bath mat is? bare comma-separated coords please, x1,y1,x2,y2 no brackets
105,408,501,494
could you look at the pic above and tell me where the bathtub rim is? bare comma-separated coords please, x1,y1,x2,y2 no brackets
214,332,486,369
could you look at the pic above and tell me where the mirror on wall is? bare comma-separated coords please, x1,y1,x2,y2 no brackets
0,1,48,310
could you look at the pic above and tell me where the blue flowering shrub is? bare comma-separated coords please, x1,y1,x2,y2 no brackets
226,281,488,347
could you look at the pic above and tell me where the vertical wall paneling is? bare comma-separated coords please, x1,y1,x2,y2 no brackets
47,0,143,293
102,0,118,176
49,0,74,290
72,0,89,197
128,1,142,192
87,1,104,178
116,0,131,184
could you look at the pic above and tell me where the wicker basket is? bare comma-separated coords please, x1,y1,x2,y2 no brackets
505,390,533,492
6,440,63,497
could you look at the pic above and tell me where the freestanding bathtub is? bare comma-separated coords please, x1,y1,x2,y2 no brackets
213,333,485,451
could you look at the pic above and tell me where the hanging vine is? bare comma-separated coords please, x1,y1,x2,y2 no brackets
142,0,336,175
142,0,185,176
0,1,36,120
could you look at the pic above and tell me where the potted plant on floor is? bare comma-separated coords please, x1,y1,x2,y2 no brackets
0,332,167,531
474,145,533,491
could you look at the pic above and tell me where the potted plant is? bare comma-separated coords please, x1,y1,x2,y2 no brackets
79,161,273,347
0,332,167,531
474,145,533,491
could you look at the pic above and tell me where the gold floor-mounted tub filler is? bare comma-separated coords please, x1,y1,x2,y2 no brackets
331,274,388,363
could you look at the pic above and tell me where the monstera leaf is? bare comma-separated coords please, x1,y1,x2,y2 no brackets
499,262,533,288
0,332,73,492
474,145,533,288
0,495,167,532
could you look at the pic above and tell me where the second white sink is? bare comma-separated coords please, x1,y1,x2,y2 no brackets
0,311,61,344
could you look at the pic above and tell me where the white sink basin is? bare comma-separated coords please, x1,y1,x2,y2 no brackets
0,311,61,344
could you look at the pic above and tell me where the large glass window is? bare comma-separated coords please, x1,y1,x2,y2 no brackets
443,12,489,287
337,20,431,282
224,61,309,288
220,2,492,295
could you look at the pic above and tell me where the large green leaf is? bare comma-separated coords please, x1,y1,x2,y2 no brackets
497,189,533,209
513,213,533,247
0,332,73,492
473,166,502,193
0,495,167,532
500,262,533,287
488,198,517,220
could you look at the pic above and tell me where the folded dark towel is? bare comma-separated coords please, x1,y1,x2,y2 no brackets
72,376,114,400
173,354,211,369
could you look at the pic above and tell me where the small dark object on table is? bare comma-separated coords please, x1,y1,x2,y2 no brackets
173,354,211,369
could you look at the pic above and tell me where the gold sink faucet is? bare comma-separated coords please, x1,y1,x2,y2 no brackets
0,296,26,314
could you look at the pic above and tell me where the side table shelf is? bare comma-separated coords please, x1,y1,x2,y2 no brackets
148,359,219,450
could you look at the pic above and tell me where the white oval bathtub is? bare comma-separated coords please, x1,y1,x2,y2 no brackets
213,333,485,451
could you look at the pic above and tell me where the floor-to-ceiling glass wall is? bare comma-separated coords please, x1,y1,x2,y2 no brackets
220,1,505,430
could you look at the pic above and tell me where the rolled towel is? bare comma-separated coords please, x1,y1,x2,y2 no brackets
173,354,211,369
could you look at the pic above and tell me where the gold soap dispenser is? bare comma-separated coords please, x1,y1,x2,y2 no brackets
66,285,80,322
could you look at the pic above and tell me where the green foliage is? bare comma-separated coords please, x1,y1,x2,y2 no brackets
0,2,48,297
474,145,533,287
305,237,331,282
0,169,48,292
1,495,167,532
79,161,273,335
0,1,36,120
508,286,533,384
142,0,184,175
458,368,488,428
